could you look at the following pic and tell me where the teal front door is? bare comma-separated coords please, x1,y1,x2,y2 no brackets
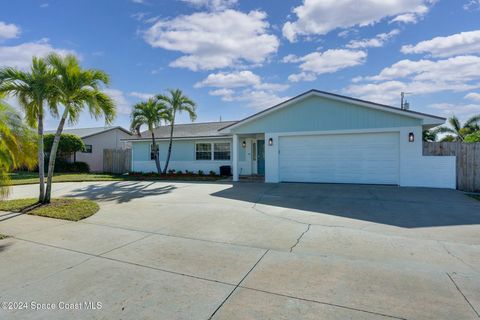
257,140,265,175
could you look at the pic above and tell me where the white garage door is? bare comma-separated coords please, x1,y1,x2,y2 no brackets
279,132,399,185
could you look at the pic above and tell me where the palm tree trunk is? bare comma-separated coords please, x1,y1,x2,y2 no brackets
151,132,161,174
163,116,175,175
37,109,45,203
44,107,68,203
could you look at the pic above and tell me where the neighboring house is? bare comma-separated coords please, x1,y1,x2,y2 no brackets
128,90,456,188
46,127,132,172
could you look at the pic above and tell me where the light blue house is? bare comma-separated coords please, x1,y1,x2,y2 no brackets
127,90,456,188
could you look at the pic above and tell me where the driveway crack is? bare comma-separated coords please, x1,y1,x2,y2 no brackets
438,241,478,272
446,272,480,318
290,224,311,252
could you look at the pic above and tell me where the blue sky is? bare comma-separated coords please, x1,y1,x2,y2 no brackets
1,0,480,130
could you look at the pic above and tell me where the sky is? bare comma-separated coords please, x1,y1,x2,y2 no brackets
1,0,480,130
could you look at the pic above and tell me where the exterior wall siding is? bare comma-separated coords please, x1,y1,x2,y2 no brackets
231,96,422,134
75,129,132,172
264,126,456,189
131,138,233,174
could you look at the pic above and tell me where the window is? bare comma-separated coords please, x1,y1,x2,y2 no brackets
150,144,159,160
196,143,211,160
83,145,92,153
214,142,230,160
252,142,257,161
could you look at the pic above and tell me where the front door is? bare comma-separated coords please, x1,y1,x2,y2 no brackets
257,140,265,175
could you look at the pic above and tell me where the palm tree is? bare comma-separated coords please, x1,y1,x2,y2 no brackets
130,99,168,174
434,115,480,141
0,97,37,198
0,57,58,202
422,130,437,142
43,53,115,203
156,89,196,174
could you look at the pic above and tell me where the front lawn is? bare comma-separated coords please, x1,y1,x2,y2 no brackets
0,198,99,221
9,171,223,185
469,194,480,201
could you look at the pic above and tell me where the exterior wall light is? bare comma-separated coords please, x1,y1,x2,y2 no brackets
268,138,273,146
408,132,414,142
242,140,246,148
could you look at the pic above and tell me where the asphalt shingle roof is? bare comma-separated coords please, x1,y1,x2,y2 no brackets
45,126,131,138
130,121,237,140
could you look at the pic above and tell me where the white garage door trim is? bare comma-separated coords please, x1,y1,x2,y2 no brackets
279,132,400,185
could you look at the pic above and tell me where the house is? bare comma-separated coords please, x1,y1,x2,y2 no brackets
128,90,456,188
46,126,132,172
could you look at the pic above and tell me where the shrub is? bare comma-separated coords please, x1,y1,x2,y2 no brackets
51,159,90,173
176,170,183,175
209,170,216,176
464,131,480,143
198,170,204,176
168,169,175,174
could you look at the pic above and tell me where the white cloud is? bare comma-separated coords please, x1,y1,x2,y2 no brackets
130,91,155,100
209,88,235,101
132,0,145,3
40,3,49,8
346,29,400,49
181,0,237,10
285,49,367,82
195,70,288,91
428,102,480,119
389,13,418,24
401,30,480,58
282,0,433,42
103,89,131,115
0,38,76,70
345,56,480,104
465,92,480,102
463,0,480,10
0,21,20,41
288,72,316,82
234,90,290,109
143,9,278,71
195,70,260,88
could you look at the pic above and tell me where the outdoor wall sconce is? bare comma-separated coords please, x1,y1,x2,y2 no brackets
408,132,414,142
268,138,273,146
242,140,246,148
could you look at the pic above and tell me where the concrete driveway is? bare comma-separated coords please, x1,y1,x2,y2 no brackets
0,181,479,319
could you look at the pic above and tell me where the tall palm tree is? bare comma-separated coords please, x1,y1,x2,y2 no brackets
156,89,196,174
434,115,480,141
0,57,58,202
43,53,115,203
130,99,168,174
0,97,37,198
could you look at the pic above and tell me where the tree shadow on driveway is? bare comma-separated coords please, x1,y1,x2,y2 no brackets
211,183,480,228
64,181,176,204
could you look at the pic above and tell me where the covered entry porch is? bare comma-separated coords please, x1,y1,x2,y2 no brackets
232,133,265,181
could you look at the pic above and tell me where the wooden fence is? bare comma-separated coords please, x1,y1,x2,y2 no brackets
423,142,480,192
103,149,131,174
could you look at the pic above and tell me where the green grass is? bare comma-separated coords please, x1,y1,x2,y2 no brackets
0,198,99,221
468,194,480,201
9,171,222,185
0,234,8,240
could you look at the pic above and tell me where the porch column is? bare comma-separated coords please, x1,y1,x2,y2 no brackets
232,134,239,181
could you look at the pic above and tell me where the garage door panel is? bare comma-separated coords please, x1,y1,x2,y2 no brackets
279,133,399,184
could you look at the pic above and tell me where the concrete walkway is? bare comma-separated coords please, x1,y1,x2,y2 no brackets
0,181,479,319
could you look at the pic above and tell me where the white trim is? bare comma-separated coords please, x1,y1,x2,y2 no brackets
127,136,231,142
220,91,444,132
232,134,239,181
194,141,232,161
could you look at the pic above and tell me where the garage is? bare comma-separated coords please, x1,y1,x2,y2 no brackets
278,132,400,185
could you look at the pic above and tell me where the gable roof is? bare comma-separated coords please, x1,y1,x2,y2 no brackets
126,121,237,141
45,126,132,139
220,89,445,132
